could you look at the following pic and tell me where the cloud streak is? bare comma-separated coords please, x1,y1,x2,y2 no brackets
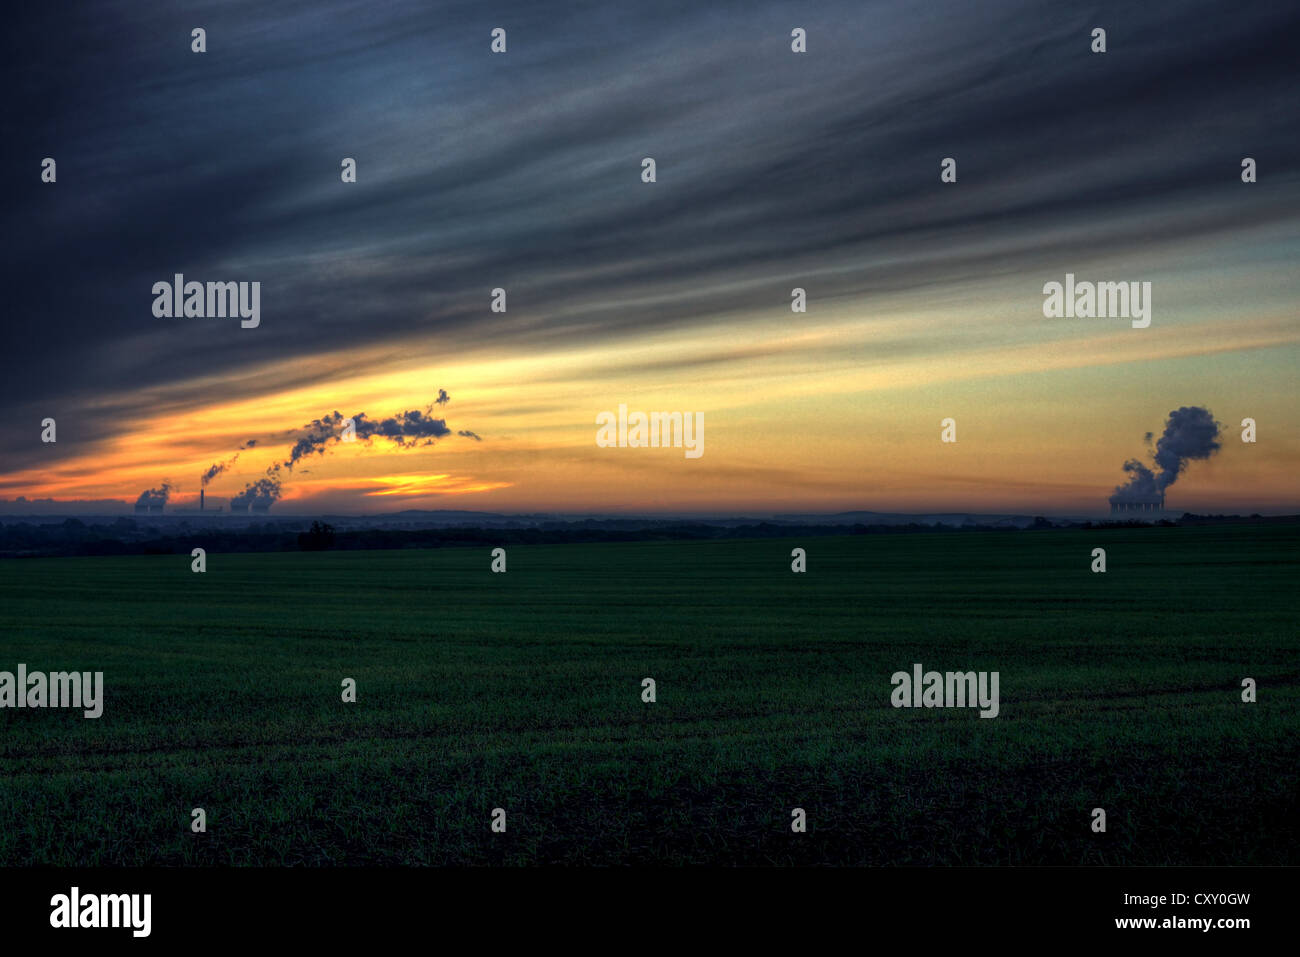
1,1,1295,512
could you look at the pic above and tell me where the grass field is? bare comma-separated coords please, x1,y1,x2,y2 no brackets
0,524,1296,865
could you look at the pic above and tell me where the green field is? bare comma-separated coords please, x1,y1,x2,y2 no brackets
1,525,1296,865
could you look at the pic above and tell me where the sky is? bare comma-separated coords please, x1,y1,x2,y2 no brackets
3,0,1297,516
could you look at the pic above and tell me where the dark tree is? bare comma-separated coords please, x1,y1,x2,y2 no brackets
298,521,336,551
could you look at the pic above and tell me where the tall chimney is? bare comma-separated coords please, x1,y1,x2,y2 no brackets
200,489,205,511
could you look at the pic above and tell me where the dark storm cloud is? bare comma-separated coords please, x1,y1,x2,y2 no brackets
3,0,1297,472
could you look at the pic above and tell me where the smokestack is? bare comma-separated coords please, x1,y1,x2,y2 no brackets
200,489,205,511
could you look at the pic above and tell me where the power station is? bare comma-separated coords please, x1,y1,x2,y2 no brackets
1110,493,1165,515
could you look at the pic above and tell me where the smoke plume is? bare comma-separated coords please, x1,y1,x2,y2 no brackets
209,394,457,509
134,483,173,507
283,400,453,470
230,476,282,510
1110,406,1221,504
201,453,240,486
